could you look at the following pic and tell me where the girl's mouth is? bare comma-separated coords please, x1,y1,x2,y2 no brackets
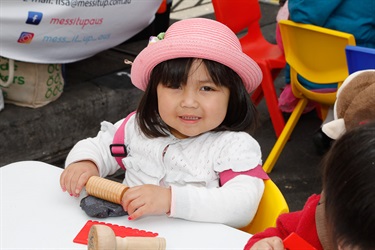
180,116,200,120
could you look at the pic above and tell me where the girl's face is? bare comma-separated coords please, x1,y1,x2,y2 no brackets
157,60,230,139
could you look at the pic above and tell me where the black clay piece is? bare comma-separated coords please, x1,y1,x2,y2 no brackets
80,195,128,218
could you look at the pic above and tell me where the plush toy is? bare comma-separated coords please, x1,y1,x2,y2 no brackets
322,69,375,140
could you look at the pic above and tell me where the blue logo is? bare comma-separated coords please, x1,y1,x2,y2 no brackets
26,11,43,25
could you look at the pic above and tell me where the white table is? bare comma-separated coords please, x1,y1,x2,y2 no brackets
0,161,251,249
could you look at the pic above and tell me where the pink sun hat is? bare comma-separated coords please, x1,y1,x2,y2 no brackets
130,18,262,93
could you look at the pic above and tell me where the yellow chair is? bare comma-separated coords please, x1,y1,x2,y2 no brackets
240,179,289,234
262,20,356,173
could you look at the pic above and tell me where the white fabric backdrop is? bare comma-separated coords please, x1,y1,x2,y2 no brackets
0,0,162,63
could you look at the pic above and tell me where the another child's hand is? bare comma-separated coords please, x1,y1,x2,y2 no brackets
122,184,171,220
250,237,284,250
60,160,99,197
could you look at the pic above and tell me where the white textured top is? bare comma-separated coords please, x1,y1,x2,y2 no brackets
66,114,264,228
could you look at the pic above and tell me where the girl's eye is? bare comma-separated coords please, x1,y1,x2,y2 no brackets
200,86,215,91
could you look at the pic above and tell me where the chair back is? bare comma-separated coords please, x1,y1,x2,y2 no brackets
240,179,289,235
279,20,355,85
345,45,375,74
279,20,356,104
211,0,261,35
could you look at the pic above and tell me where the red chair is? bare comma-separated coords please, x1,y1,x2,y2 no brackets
211,0,286,137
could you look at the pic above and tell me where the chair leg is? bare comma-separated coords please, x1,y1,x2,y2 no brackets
258,63,285,138
263,98,309,173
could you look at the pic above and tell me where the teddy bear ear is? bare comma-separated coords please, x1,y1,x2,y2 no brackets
322,118,346,140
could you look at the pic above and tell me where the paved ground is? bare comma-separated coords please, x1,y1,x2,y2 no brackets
0,0,323,212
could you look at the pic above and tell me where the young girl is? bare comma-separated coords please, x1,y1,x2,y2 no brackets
60,18,268,228
246,121,375,249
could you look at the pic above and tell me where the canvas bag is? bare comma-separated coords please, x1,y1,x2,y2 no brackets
0,57,64,108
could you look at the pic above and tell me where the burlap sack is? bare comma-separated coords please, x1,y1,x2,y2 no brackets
0,57,64,108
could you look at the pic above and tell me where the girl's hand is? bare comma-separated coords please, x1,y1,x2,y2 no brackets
60,160,99,197
122,184,171,220
250,237,284,250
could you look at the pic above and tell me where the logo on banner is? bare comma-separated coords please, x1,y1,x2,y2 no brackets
17,32,35,44
26,11,43,25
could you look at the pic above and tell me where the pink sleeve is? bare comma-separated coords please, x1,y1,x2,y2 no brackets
219,164,269,186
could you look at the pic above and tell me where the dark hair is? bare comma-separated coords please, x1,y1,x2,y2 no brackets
321,121,375,249
136,58,259,138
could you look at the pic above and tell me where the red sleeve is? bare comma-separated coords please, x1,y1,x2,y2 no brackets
244,194,322,250
244,211,302,249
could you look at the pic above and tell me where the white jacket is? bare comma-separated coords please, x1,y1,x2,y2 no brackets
66,114,264,228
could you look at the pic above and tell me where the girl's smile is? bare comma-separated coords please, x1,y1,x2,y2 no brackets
179,115,201,123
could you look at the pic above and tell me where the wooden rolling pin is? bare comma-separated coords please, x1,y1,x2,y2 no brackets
86,176,129,204
88,224,166,250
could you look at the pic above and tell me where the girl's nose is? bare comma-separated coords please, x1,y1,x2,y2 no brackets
180,90,199,108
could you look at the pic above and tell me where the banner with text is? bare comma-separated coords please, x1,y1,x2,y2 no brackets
0,0,162,63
